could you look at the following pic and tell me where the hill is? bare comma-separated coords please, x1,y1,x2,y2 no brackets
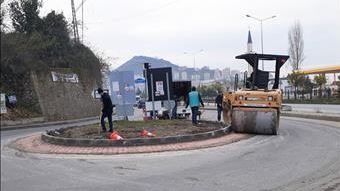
115,56,179,75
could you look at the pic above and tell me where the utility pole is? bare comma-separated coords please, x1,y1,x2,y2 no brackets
81,0,84,43
75,0,89,43
71,0,80,42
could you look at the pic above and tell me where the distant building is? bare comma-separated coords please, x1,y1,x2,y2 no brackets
214,69,222,80
231,70,240,78
222,67,231,80
173,71,180,80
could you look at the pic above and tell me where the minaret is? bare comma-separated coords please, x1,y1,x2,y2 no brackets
247,30,253,53
247,30,253,75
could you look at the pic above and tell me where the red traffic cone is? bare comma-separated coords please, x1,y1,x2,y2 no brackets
141,129,155,137
110,131,124,140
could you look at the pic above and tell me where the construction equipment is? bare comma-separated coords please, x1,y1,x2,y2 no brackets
223,53,289,135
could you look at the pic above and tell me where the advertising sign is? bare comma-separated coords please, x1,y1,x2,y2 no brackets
51,71,79,83
146,67,173,101
155,81,164,96
110,71,135,116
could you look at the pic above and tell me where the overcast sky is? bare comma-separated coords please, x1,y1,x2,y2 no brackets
13,0,340,73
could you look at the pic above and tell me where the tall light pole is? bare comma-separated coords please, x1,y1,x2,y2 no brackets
246,14,276,70
184,49,204,84
75,0,89,43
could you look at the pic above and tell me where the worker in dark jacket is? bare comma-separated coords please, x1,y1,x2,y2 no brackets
98,88,113,132
215,91,223,121
186,86,204,125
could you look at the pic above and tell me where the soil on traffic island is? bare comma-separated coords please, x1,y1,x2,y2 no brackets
52,120,224,139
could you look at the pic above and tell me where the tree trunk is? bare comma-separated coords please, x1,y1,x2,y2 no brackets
319,85,322,98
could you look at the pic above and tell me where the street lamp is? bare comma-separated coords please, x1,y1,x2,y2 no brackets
184,49,203,70
184,49,204,83
246,14,276,70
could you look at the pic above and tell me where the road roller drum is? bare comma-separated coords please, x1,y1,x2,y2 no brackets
231,107,279,135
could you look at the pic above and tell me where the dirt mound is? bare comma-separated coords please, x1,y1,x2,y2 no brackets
54,120,224,139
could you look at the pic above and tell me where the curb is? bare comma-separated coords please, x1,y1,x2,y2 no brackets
204,108,340,122
281,112,340,122
41,125,232,147
0,117,98,131
12,132,251,155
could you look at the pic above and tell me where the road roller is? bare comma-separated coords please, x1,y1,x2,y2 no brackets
223,53,289,135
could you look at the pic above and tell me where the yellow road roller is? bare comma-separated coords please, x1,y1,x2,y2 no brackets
223,53,289,135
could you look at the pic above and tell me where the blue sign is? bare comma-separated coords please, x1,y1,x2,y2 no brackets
135,78,145,84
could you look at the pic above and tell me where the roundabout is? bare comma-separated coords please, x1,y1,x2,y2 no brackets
9,120,251,154
2,112,340,191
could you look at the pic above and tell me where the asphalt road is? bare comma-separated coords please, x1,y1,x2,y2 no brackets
1,111,340,191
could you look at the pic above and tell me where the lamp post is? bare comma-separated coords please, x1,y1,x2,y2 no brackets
246,14,276,70
184,49,204,84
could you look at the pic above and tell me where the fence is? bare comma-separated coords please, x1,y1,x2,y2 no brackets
283,88,340,100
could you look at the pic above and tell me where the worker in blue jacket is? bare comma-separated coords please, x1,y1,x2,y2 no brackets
186,86,204,125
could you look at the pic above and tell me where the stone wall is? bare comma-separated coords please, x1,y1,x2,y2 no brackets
31,69,101,121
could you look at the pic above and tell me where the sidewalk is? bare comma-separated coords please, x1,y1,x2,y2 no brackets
0,116,99,131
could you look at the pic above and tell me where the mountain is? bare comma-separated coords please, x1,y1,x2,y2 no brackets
114,56,179,75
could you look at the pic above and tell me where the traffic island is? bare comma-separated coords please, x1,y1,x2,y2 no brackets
42,120,231,147
10,120,253,155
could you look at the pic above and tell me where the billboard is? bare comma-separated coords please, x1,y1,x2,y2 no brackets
110,71,135,116
146,67,173,101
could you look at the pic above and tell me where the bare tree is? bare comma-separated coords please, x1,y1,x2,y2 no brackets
0,0,6,32
288,21,305,70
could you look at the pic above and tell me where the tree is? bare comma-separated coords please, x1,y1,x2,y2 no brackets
0,0,6,32
9,0,42,34
41,11,69,43
314,75,327,98
303,76,315,92
287,71,305,99
197,83,224,98
288,21,305,70
302,76,316,99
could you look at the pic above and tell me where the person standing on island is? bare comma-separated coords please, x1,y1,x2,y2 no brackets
215,91,223,122
97,88,113,132
186,86,204,125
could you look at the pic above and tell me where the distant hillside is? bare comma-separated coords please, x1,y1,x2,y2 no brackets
115,56,179,75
